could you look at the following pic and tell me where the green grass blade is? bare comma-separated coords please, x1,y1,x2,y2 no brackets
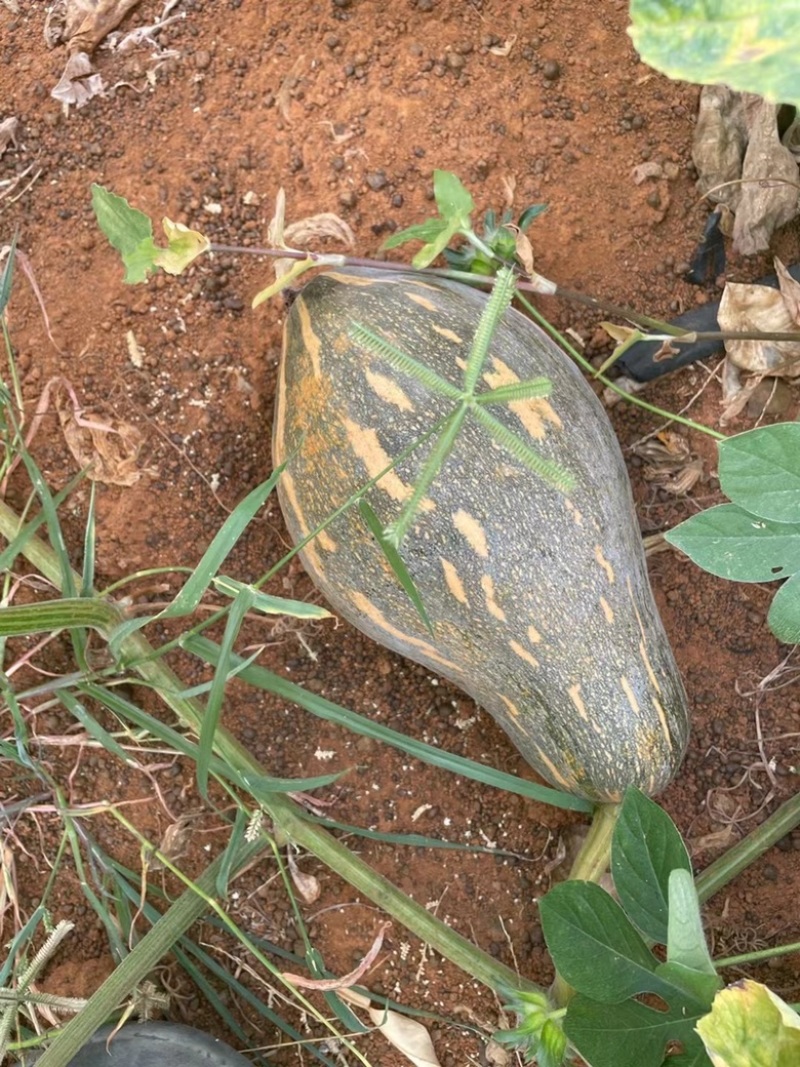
472,404,575,491
185,635,592,813
0,235,17,318
167,469,283,618
57,690,134,768
0,907,45,988
350,322,462,399
212,576,331,619
0,473,87,575
388,406,466,546
1,681,36,772
463,266,516,393
475,377,552,405
80,482,97,598
197,587,254,798
0,599,120,638
359,499,433,634
215,809,247,899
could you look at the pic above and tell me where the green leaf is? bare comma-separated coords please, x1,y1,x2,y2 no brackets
628,0,800,109
185,634,593,812
696,980,800,1067
167,469,283,617
665,504,800,583
212,576,332,620
540,881,661,1002
612,787,692,944
666,869,719,981
656,960,723,1007
359,499,434,634
382,217,450,250
91,184,158,284
718,424,800,523
411,219,461,269
767,569,800,643
433,170,474,223
566,992,711,1067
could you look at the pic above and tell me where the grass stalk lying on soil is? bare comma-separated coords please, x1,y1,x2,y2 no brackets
0,494,541,1006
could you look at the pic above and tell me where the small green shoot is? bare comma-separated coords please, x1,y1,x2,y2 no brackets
91,184,210,283
383,170,477,268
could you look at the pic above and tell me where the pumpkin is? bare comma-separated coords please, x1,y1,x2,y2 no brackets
272,268,690,803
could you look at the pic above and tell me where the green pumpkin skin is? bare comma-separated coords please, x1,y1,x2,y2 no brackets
273,268,690,802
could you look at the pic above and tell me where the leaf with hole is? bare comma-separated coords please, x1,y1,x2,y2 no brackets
665,504,800,583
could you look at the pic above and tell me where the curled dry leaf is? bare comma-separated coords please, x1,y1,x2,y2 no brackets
51,52,106,108
0,117,19,158
281,921,390,991
286,849,320,904
37,377,148,485
631,161,664,184
339,989,442,1067
489,35,517,57
64,0,143,55
718,259,800,377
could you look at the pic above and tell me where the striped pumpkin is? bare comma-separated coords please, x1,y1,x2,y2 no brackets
273,268,690,802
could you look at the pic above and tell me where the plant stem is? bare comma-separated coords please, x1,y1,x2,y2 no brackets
550,802,621,1007
716,939,800,970
696,790,800,905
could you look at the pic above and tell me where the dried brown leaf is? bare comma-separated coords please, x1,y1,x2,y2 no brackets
282,922,389,991
718,274,800,377
64,0,143,55
287,850,320,904
0,117,19,158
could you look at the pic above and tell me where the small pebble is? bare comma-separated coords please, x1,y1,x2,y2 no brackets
542,59,561,81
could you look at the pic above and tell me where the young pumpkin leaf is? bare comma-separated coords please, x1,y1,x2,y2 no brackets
718,424,800,523
611,787,691,945
91,183,158,284
696,980,800,1067
565,990,711,1067
629,0,800,109
666,869,719,980
665,504,800,583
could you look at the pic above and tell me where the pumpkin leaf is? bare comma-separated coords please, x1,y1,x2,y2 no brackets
92,183,156,283
665,866,725,981
611,787,691,945
767,569,800,643
696,980,800,1067
540,881,665,1003
718,424,800,523
628,0,800,109
565,991,711,1067
665,504,800,583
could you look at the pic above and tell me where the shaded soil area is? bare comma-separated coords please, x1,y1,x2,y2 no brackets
2,1,800,1064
